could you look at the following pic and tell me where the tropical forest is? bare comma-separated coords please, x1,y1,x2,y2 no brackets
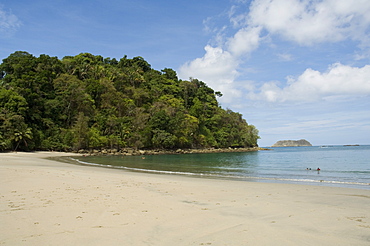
0,51,259,152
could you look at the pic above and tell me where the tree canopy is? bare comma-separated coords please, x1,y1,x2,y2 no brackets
0,51,259,151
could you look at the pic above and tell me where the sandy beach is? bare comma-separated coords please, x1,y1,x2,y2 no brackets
1,152,369,245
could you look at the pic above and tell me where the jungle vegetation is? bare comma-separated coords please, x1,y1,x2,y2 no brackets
0,51,259,151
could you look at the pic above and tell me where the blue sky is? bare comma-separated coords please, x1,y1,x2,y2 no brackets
1,0,370,147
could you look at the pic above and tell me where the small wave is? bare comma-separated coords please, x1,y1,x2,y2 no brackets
252,176,370,186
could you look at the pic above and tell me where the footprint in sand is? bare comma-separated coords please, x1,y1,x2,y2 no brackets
92,225,103,228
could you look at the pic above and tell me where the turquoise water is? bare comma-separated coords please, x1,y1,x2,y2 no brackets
69,145,370,190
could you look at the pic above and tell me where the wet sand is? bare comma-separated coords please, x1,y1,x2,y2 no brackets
1,152,369,245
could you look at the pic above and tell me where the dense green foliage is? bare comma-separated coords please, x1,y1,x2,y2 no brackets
0,51,259,151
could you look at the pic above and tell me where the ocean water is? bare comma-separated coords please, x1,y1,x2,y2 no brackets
68,145,370,190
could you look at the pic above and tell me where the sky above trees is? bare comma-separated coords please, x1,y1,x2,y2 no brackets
1,0,369,146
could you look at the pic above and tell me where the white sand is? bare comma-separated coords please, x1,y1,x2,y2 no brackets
1,151,369,245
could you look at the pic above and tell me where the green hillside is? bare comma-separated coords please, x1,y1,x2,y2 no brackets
0,51,259,151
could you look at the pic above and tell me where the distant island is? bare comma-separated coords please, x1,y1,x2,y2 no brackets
271,139,312,147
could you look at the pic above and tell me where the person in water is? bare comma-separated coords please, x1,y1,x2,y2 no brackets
317,168,320,171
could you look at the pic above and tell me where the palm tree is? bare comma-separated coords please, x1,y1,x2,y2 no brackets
14,127,32,151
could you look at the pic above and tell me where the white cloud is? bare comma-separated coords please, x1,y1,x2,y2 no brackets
179,27,261,102
179,0,370,104
0,6,21,36
179,45,242,102
249,63,370,102
248,0,370,46
180,45,238,83
227,26,261,56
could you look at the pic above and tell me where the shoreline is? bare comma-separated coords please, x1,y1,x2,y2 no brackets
69,146,269,156
1,151,370,245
